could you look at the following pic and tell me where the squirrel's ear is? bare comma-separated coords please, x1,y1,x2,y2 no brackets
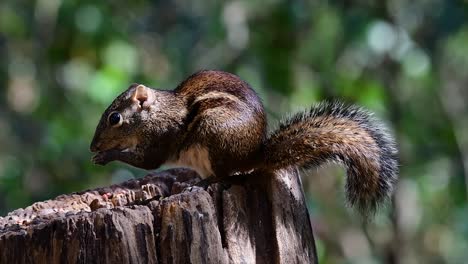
132,84,154,108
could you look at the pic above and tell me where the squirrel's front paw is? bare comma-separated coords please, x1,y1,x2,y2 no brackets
92,152,111,165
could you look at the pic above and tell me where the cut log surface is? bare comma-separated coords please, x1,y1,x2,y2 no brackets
0,168,317,264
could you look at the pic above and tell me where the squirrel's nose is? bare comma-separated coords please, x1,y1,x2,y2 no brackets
90,140,101,152
90,144,98,152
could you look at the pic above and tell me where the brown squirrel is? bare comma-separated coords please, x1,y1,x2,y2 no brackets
90,70,398,214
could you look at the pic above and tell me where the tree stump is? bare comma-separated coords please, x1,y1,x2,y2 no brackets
0,168,317,264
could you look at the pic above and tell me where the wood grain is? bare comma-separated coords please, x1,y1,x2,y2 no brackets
0,168,317,264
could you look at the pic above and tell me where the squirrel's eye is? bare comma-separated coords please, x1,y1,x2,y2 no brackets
108,112,122,127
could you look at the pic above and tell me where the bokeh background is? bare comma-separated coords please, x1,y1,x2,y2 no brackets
1,0,467,263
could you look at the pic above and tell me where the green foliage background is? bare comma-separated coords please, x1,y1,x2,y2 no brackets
1,0,468,263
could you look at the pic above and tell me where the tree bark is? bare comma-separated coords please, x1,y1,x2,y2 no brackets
0,168,317,264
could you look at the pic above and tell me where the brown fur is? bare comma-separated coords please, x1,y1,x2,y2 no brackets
90,70,398,215
175,71,267,177
264,102,398,214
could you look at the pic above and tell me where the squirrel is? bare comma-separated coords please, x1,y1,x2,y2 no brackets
90,70,398,214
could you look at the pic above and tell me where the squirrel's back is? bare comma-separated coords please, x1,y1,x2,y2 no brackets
175,70,264,116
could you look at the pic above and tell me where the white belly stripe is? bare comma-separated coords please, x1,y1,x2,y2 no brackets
166,145,213,179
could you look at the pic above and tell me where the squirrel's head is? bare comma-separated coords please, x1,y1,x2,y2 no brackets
90,84,186,168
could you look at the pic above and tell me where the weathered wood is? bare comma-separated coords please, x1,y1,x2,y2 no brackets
0,168,317,264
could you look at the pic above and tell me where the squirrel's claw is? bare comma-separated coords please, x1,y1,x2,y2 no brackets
92,152,110,165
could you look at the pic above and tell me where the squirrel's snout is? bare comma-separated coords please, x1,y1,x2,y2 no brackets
90,144,98,153
90,131,104,152
90,140,101,152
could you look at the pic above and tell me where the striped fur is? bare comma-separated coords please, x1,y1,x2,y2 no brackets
264,102,399,215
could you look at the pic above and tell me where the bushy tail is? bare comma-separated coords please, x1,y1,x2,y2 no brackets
264,102,398,215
